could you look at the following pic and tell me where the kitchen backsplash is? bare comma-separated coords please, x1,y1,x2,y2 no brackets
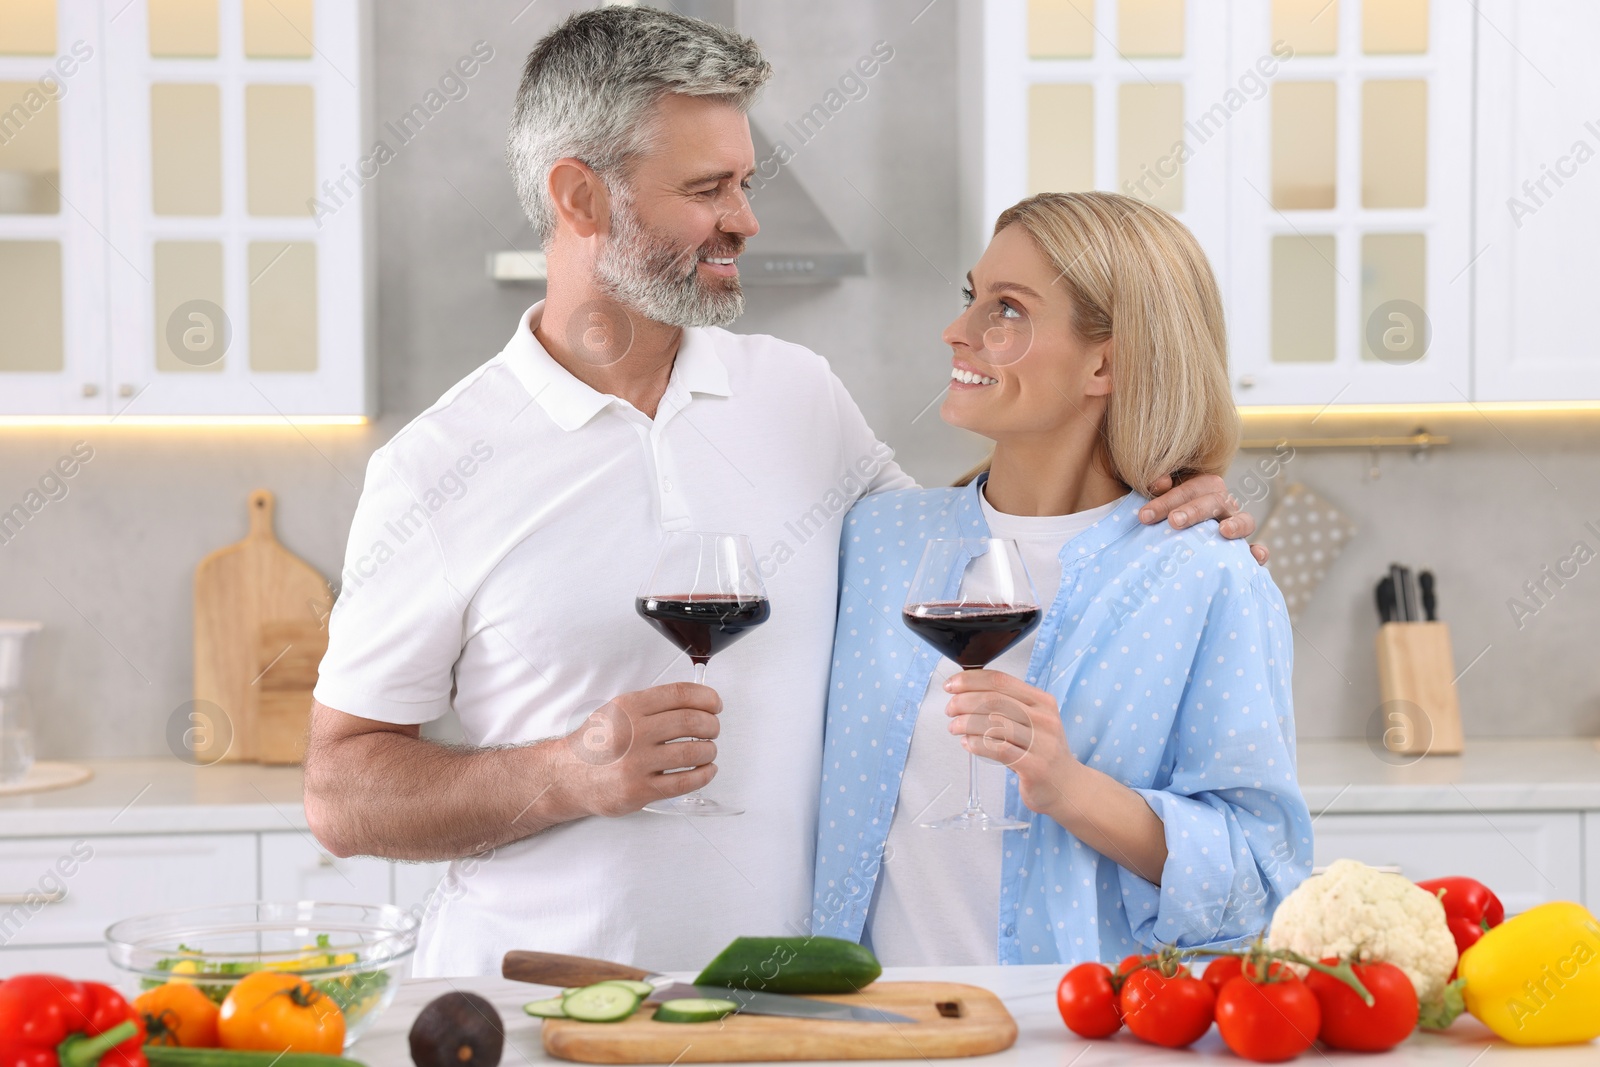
0,0,1596,758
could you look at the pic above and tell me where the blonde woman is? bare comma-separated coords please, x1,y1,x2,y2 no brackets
811,192,1312,966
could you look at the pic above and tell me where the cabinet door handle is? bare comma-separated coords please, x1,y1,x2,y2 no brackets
0,889,68,905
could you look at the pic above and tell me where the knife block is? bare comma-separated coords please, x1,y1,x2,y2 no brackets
1375,622,1464,755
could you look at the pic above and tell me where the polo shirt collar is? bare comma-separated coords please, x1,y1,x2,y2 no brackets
500,301,732,432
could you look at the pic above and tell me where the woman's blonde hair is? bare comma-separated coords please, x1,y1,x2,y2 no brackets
954,191,1239,496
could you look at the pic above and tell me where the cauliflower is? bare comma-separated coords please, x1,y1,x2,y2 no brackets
1267,858,1459,1004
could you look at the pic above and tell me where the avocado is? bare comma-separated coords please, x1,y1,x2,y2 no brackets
409,991,505,1067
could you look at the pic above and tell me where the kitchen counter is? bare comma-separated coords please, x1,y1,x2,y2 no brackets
1,740,1597,836
1296,738,1600,814
0,758,305,836
355,967,1597,1064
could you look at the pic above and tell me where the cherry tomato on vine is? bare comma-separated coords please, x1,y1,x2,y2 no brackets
1056,963,1123,1039
1116,953,1159,978
1201,956,1242,996
1305,959,1418,1052
1202,957,1291,997
1215,972,1320,1063
1119,965,1215,1049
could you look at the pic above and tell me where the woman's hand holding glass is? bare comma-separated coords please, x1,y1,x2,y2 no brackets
941,669,1080,821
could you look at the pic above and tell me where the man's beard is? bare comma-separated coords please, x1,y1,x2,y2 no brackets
595,197,745,329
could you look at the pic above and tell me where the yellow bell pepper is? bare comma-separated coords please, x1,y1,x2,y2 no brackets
1459,900,1600,1045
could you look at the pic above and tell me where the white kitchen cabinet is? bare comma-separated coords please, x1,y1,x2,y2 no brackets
1312,811,1584,915
258,830,393,906
960,0,1597,406
0,4,112,417
0,0,372,418
1471,0,1600,401
961,0,1475,407
1223,0,1474,407
0,833,257,946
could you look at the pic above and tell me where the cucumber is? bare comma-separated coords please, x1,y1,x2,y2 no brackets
523,996,569,1018
653,997,739,1023
695,936,881,994
562,983,641,1022
594,979,657,998
144,1048,362,1067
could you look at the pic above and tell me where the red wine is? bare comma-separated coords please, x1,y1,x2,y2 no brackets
902,602,1041,670
636,594,772,665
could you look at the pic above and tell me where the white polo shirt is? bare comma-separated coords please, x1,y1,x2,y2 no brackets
314,303,912,976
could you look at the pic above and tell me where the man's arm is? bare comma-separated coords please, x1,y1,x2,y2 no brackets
303,684,721,862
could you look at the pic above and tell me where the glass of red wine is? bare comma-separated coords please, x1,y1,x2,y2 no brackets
902,538,1040,831
635,532,771,817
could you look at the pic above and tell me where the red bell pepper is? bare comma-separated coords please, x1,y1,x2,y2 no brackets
0,974,147,1067
1415,876,1505,978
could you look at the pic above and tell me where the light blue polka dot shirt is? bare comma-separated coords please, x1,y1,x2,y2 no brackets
811,475,1314,964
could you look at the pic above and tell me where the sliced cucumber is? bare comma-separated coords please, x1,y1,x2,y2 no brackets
562,983,641,1023
594,979,656,998
653,997,740,1023
523,996,569,1019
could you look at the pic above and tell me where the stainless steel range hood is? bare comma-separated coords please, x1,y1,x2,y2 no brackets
735,119,867,284
489,0,866,286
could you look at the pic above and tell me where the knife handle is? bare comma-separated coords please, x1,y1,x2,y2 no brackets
503,950,653,987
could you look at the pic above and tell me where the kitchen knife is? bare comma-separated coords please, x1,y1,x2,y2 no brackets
1419,570,1437,621
1375,576,1396,624
502,950,916,1024
1401,567,1419,625
1389,564,1410,621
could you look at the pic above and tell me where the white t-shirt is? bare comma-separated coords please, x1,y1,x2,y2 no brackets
314,303,912,975
866,487,1126,966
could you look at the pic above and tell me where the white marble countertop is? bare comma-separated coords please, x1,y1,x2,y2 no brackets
353,967,1597,1065
1296,738,1600,814
0,758,306,836
1,739,1597,837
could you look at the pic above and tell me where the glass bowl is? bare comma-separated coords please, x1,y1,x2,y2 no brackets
105,901,418,1048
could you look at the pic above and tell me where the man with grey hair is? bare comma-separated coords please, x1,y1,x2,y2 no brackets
304,5,1253,975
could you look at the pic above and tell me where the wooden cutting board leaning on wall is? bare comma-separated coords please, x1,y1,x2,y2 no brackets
193,490,333,763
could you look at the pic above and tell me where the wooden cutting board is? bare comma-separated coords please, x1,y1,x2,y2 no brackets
255,619,330,764
193,490,332,763
541,983,1017,1064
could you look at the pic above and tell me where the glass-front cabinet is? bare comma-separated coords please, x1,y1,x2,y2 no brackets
0,0,370,418
960,0,1600,406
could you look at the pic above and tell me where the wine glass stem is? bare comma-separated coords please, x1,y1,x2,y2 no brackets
965,751,984,814
681,659,710,804
962,667,984,815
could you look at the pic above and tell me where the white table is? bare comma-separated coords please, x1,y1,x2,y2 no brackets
353,966,1597,1065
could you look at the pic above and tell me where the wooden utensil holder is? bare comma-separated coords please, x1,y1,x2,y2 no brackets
1375,621,1464,756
